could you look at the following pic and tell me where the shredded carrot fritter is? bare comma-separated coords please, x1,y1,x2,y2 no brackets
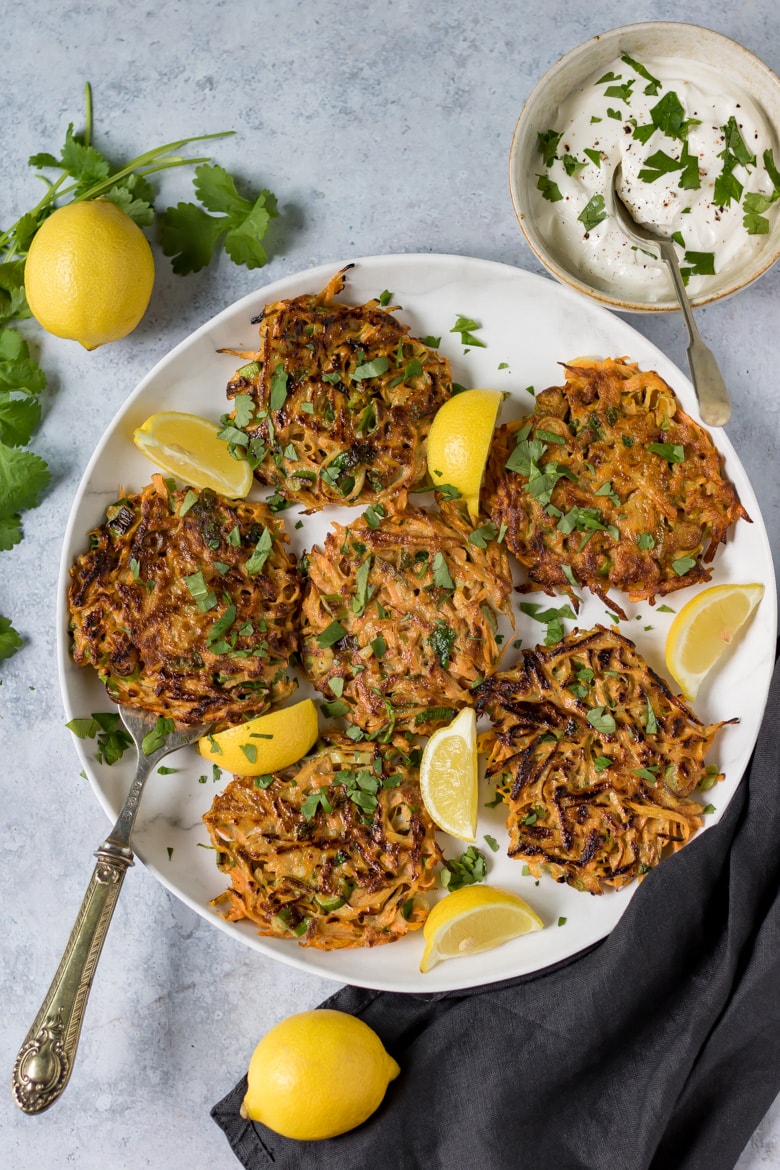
476,625,734,894
203,736,442,949
68,476,301,725
484,356,749,617
222,266,453,511
300,503,514,735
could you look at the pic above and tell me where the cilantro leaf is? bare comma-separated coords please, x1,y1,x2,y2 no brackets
639,149,682,184
0,513,22,550
58,122,111,188
0,397,41,447
577,195,608,230
0,263,30,325
158,202,225,275
0,444,50,516
0,614,23,660
620,53,661,96
764,148,780,195
102,173,156,227
537,129,562,166
536,173,563,203
441,845,487,891
160,164,279,274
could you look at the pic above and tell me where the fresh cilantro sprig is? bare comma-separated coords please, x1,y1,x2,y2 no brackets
0,85,235,305
0,83,284,663
159,163,279,275
0,327,50,660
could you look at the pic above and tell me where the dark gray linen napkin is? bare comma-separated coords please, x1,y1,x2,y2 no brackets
212,654,780,1170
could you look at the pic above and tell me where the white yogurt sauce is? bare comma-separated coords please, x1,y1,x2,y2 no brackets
533,54,780,302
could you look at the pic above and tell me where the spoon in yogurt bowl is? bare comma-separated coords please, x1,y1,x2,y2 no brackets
611,163,732,427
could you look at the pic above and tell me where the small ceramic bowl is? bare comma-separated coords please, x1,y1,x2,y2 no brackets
509,22,780,311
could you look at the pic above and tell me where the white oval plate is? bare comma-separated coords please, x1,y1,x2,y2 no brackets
57,254,777,993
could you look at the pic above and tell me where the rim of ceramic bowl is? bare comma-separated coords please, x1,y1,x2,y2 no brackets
509,21,780,313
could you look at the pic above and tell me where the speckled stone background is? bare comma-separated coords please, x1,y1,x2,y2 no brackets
1,1,778,1167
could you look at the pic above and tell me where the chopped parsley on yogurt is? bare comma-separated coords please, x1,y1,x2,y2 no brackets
533,52,780,301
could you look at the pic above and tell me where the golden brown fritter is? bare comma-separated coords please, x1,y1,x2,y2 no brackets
68,476,301,725
203,736,442,949
299,503,514,735
221,266,453,511
484,357,749,618
476,625,733,894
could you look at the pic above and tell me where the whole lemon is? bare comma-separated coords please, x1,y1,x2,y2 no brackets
24,199,154,350
241,1009,400,1141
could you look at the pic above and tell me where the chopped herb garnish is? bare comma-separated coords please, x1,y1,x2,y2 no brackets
432,551,455,591
317,619,347,648
468,522,498,549
269,363,289,411
245,526,273,575
450,314,486,349
441,845,487,891
184,570,217,612
645,697,659,735
428,620,456,668
646,442,685,463
672,555,697,576
519,601,576,646
178,489,198,517
578,194,608,230
537,128,562,166
586,707,616,734
536,173,563,203
66,712,134,766
141,716,176,756
301,786,334,820
621,52,661,96
207,602,237,646
353,355,390,380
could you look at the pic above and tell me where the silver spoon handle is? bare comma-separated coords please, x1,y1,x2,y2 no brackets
11,845,132,1113
660,242,731,427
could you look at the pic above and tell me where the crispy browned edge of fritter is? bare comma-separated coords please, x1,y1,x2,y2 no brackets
221,265,453,511
202,734,442,948
484,356,750,619
68,476,301,725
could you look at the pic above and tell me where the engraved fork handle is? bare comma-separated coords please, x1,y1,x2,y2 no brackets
11,754,152,1114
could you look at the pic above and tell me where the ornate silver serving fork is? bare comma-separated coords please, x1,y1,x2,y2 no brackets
11,705,212,1114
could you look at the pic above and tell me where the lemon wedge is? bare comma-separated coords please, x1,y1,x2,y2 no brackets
198,698,319,775
419,707,478,842
420,884,543,972
664,582,764,701
132,410,253,497
242,1009,400,1140
426,389,504,518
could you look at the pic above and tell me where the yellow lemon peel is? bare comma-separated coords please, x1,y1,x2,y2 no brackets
24,200,154,350
419,707,478,842
133,410,254,497
241,1009,400,1140
198,699,319,775
664,582,764,700
420,884,544,972
426,389,505,518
